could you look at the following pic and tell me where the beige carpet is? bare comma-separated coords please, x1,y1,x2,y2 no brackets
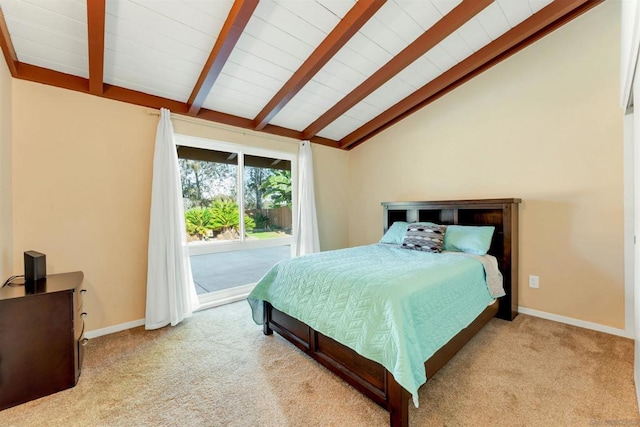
1,302,637,426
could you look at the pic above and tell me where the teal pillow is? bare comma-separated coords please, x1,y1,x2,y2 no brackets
380,221,408,244
443,225,495,255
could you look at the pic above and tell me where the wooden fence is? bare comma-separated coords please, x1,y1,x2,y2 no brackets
247,206,292,231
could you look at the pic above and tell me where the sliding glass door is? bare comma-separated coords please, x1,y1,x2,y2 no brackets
175,134,296,306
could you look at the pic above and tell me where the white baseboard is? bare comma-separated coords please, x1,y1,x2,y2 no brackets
84,289,252,339
518,307,632,339
85,318,145,339
87,304,630,340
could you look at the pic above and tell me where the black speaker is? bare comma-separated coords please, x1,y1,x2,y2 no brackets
24,250,46,282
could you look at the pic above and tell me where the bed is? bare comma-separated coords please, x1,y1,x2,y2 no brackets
248,198,520,427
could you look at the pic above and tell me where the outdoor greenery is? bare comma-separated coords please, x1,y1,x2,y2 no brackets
246,231,288,240
184,207,215,240
179,156,292,241
184,198,255,240
252,213,270,230
179,159,236,209
260,170,292,207
245,167,269,210
210,198,256,233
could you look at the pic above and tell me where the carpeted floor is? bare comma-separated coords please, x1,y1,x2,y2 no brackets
1,302,637,426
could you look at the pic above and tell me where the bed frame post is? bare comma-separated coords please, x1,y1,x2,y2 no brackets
497,200,520,321
387,371,409,427
263,301,273,335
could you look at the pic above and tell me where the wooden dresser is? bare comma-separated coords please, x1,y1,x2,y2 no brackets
0,271,85,411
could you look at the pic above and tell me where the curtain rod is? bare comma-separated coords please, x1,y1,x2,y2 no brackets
146,109,298,145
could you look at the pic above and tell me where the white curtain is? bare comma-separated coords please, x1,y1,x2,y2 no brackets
145,108,199,330
293,140,320,256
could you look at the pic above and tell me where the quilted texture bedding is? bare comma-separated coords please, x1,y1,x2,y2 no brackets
247,244,498,406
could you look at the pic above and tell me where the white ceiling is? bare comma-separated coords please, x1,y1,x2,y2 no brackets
0,0,571,146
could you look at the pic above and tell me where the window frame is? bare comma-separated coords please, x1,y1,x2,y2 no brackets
174,133,297,257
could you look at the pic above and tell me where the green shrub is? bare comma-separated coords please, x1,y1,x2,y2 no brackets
253,213,270,229
244,214,256,231
210,199,256,234
184,207,215,239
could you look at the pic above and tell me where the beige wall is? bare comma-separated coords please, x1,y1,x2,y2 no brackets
11,82,349,331
12,82,157,331
310,143,350,251
348,2,625,328
0,56,12,280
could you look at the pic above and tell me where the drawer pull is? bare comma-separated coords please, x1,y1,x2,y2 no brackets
80,289,87,294
81,312,87,319
81,338,89,347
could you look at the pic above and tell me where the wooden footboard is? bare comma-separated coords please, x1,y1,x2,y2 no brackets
264,300,499,427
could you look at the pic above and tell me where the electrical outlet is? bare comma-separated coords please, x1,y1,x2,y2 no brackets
529,275,539,289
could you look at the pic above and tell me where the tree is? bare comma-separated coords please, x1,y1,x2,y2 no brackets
180,159,213,208
244,167,273,210
261,170,292,207
179,159,237,209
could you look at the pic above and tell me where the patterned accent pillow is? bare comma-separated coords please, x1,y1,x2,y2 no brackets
401,224,447,253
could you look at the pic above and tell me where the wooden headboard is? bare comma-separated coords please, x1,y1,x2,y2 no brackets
381,198,521,321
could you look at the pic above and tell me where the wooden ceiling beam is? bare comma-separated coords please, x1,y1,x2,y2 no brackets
87,0,106,95
18,63,89,92
301,0,492,140
252,0,386,131
103,85,188,113
340,0,603,149
0,6,18,77
196,109,340,148
11,62,340,148
187,0,258,116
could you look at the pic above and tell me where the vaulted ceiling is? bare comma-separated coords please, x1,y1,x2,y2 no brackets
0,0,602,149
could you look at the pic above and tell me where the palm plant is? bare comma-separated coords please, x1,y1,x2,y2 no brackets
184,207,215,240
210,198,256,235
244,214,256,231
210,199,239,233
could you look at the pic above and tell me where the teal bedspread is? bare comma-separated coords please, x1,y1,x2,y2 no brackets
247,244,496,406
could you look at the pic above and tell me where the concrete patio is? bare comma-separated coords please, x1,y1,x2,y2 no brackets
190,245,291,294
